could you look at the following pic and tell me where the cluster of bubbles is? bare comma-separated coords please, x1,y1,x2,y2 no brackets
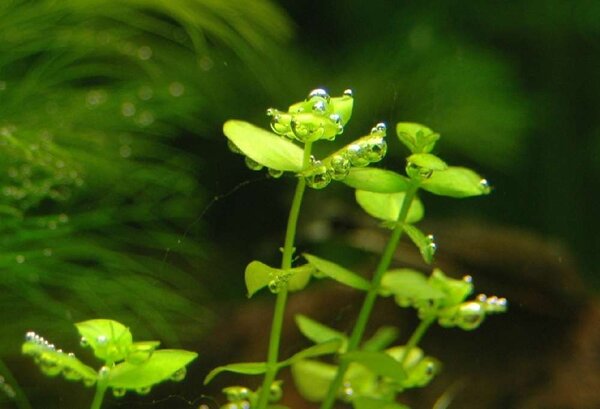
1,127,82,214
303,123,387,189
267,88,352,143
107,367,185,398
0,375,16,399
267,270,292,294
422,234,436,263
220,382,282,409
23,331,96,386
438,292,507,331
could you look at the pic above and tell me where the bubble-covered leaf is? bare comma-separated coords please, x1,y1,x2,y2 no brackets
291,360,337,402
355,191,424,224
303,253,370,291
341,351,406,382
396,123,440,154
353,397,410,409
362,326,399,352
403,225,436,264
428,269,473,308
108,349,197,390
330,91,354,125
421,167,490,198
223,120,304,172
75,319,132,363
343,168,411,193
406,154,447,171
380,269,445,304
283,339,343,366
204,362,268,385
295,315,347,351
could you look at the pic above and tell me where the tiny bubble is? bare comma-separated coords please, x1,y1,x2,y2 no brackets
16,255,25,264
119,145,132,158
137,46,152,60
121,102,136,117
168,82,185,97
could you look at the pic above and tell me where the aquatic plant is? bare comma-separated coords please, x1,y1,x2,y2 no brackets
205,88,507,408
22,319,197,409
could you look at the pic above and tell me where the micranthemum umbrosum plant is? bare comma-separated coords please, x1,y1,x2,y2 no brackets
205,88,506,409
22,319,197,409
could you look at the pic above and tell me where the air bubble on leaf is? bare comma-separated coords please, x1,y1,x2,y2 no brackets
96,335,108,345
340,382,354,402
312,100,328,114
227,139,242,154
244,157,264,171
370,122,387,136
16,255,25,264
136,110,154,127
307,88,330,102
462,275,473,283
80,337,89,347
112,388,126,398
268,168,284,178
305,165,332,189
121,102,136,117
328,154,351,180
223,386,251,401
98,366,110,379
168,82,185,97
267,108,292,136
329,113,344,135
269,381,283,402
476,294,487,302
290,114,325,142
343,89,353,97
406,162,433,179
135,386,152,395
40,354,62,376
363,136,387,162
170,367,187,382
456,302,485,330
268,280,281,294
479,179,491,194
62,366,82,381
347,144,370,167
83,377,96,387
25,331,36,342
137,46,152,60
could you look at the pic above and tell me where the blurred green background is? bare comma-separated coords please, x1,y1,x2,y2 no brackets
1,0,598,408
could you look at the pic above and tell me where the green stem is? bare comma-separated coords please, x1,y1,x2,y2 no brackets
0,358,33,409
89,379,108,409
255,143,313,409
399,316,435,367
320,183,419,409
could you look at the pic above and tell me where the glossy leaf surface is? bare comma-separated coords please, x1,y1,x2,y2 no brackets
303,253,370,291
407,153,447,170
343,168,410,193
421,167,490,198
75,319,132,363
355,191,424,223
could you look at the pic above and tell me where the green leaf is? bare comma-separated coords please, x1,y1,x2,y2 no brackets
245,260,276,298
355,191,424,224
303,253,370,291
108,349,197,389
75,319,133,363
396,123,439,154
343,168,411,193
295,315,347,349
428,269,473,307
204,362,268,385
283,339,343,366
407,154,447,171
126,341,161,364
341,351,406,382
403,225,436,264
353,397,410,409
287,264,315,292
330,93,354,125
380,269,445,302
223,120,304,172
362,326,399,352
291,360,337,402
421,167,490,198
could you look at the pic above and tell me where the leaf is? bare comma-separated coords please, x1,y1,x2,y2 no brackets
75,319,133,363
291,360,337,402
362,326,399,352
421,167,490,198
245,261,276,298
223,120,304,172
287,263,315,292
295,315,347,348
283,339,343,366
355,191,424,223
204,362,268,385
126,341,161,364
353,397,410,409
108,349,197,389
303,253,370,291
380,269,445,301
396,123,439,154
343,168,411,193
407,154,447,171
341,351,406,382
330,94,354,125
403,225,436,264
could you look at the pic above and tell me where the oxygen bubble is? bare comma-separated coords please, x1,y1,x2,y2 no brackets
347,144,370,167
497,297,508,308
290,114,325,142
168,82,185,97
340,382,354,402
457,302,485,330
112,388,126,398
98,366,110,379
305,166,332,189
227,139,242,154
269,382,283,401
138,85,153,100
268,280,281,294
328,155,351,180
58,213,69,223
170,367,186,382
83,377,96,387
96,335,108,345
135,386,151,395
62,366,82,381
462,275,473,283
244,157,263,171
119,145,132,158
137,46,152,60
16,255,25,264
268,110,292,136
223,386,250,401
479,179,491,193
25,331,36,342
370,122,387,136
364,137,387,162
312,100,327,114
476,294,487,302
136,110,154,127
121,102,136,117
307,88,330,102
268,168,284,178
40,355,62,376
343,89,353,97
406,162,433,179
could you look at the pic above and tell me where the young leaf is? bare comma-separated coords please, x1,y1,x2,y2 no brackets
75,319,133,363
343,168,411,193
283,339,343,366
126,341,161,364
291,360,337,402
223,120,304,172
353,397,410,409
421,167,490,198
355,191,424,224
407,153,447,171
403,225,436,264
303,253,370,291
330,93,354,125
287,264,315,292
396,123,439,154
362,326,399,352
245,260,276,298
295,314,347,349
204,362,268,385
108,349,197,389
380,269,445,302
341,351,406,382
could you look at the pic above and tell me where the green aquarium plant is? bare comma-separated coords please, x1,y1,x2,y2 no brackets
206,88,506,409
21,319,197,409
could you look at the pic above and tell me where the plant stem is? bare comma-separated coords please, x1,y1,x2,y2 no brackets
255,143,313,409
0,358,33,409
320,183,419,409
89,379,108,409
399,316,435,367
